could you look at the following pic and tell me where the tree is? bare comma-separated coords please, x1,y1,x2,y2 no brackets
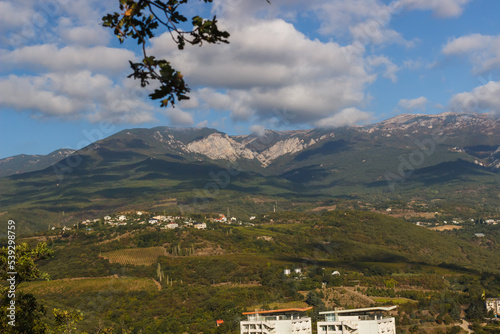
51,308,84,334
0,242,53,333
102,0,231,108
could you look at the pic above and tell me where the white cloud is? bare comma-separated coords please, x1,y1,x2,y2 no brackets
0,71,155,123
449,81,500,114
397,97,429,111
0,1,35,30
250,124,266,136
314,108,372,128
151,18,375,126
367,56,400,82
442,34,500,73
165,108,194,126
399,0,471,18
196,120,209,128
0,44,135,74
60,25,111,46
403,59,423,70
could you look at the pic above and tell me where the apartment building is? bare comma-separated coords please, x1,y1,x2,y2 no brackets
317,306,397,334
240,307,313,334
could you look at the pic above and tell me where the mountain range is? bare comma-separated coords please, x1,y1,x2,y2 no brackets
2,111,500,231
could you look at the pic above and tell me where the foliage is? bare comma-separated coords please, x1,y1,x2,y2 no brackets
51,308,84,334
102,0,231,107
0,242,52,333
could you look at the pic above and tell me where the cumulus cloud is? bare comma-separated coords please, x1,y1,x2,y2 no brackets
314,108,372,128
442,33,500,73
397,97,429,111
449,81,500,114
0,44,135,74
0,71,155,123
250,124,266,136
151,18,375,126
399,0,471,18
164,108,194,126
60,25,111,46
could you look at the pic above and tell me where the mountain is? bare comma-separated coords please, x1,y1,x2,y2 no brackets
2,112,500,232
0,148,76,178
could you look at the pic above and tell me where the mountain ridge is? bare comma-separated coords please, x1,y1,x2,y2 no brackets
2,111,500,223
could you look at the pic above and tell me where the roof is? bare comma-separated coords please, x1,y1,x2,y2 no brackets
320,306,397,315
243,307,313,315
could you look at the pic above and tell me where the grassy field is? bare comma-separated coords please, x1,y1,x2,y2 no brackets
101,246,167,266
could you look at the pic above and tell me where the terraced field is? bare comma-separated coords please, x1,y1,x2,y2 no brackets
101,246,167,266
20,277,158,295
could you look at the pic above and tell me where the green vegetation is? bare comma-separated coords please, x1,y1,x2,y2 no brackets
1,209,498,333
102,247,167,266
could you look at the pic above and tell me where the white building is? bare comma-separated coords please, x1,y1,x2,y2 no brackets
194,222,206,229
486,298,500,316
118,215,127,221
317,306,397,334
240,307,312,334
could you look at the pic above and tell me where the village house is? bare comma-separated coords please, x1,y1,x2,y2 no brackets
194,222,206,229
118,215,127,221
486,298,500,316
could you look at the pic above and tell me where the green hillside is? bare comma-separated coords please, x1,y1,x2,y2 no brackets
3,210,498,333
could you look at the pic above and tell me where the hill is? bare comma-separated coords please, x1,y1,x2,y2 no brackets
2,112,500,233
8,210,499,333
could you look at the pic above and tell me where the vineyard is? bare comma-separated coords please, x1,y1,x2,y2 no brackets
20,277,158,295
102,247,167,266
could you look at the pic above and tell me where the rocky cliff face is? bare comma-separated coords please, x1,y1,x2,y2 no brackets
184,131,333,166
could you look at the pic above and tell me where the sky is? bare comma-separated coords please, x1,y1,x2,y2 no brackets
1,0,500,158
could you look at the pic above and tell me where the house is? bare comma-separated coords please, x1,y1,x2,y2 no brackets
284,269,291,276
240,307,312,334
475,233,485,238
153,215,167,221
317,306,397,334
486,298,500,316
148,219,159,224
194,222,206,229
118,215,127,221
250,216,256,220
165,223,178,229
331,271,341,276
294,268,302,275
104,216,111,221
214,214,227,223
136,211,143,216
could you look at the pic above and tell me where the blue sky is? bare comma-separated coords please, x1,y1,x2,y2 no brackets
1,0,500,158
